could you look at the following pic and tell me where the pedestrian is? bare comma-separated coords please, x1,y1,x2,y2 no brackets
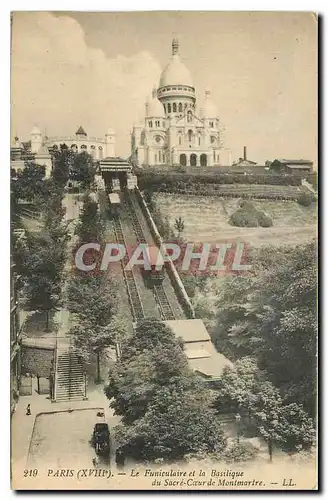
26,404,31,416
92,456,99,468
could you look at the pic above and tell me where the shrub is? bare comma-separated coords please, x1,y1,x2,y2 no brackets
221,442,259,463
297,191,313,207
258,213,273,227
239,200,255,210
229,201,259,227
229,201,273,228
229,210,259,227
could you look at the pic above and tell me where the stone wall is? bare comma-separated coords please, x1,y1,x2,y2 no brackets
21,345,54,378
135,187,195,319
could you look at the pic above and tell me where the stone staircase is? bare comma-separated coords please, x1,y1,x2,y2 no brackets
54,345,87,402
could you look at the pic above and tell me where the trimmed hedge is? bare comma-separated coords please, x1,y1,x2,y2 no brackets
137,171,304,192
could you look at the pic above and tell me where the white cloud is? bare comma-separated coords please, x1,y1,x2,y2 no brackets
11,12,162,156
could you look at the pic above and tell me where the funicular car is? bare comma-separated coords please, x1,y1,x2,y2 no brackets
141,245,165,288
108,192,121,218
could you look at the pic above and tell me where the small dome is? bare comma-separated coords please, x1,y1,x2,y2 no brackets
31,126,41,135
203,90,218,117
146,90,165,117
159,39,193,88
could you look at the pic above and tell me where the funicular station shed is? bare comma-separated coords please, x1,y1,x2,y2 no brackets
98,156,137,192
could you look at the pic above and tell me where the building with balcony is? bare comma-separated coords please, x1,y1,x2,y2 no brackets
11,125,116,178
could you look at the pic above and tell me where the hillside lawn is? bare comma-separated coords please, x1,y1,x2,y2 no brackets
153,194,317,247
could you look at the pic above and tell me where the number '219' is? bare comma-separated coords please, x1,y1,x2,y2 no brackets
24,469,38,477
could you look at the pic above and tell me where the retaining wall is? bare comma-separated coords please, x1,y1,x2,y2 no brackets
135,188,195,319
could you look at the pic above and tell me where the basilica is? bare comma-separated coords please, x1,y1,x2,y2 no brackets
131,39,231,168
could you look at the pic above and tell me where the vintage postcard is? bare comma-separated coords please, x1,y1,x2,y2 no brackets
10,11,318,490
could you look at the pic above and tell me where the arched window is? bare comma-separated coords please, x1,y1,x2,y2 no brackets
178,135,182,146
188,130,193,143
200,154,207,166
173,103,177,112
198,136,201,146
168,103,171,113
180,154,187,166
71,144,77,149
81,144,87,150
190,154,197,167
159,151,161,162
149,121,153,128
154,153,157,164
163,104,166,113
178,103,183,113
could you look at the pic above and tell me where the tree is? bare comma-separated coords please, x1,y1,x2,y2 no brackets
215,357,261,415
70,152,95,189
212,242,317,416
174,216,185,240
106,342,190,423
214,358,316,461
23,234,65,329
273,403,316,453
75,192,103,244
12,162,46,202
70,318,122,383
52,145,73,187
67,273,122,381
114,383,226,462
120,319,184,360
106,318,228,463
67,274,116,326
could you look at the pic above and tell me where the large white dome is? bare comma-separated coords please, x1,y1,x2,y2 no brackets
159,55,193,88
158,39,193,88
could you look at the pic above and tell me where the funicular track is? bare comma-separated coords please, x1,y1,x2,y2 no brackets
112,215,145,322
122,191,175,321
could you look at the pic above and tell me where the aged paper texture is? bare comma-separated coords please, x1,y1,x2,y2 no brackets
10,11,318,491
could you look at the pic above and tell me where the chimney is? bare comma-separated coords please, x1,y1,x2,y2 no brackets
243,146,247,161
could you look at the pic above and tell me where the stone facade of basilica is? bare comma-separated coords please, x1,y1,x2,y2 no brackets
131,39,231,168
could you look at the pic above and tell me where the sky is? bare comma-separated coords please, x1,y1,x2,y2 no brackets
11,11,317,164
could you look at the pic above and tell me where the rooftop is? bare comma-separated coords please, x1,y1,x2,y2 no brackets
164,319,211,343
76,125,87,136
276,159,313,165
